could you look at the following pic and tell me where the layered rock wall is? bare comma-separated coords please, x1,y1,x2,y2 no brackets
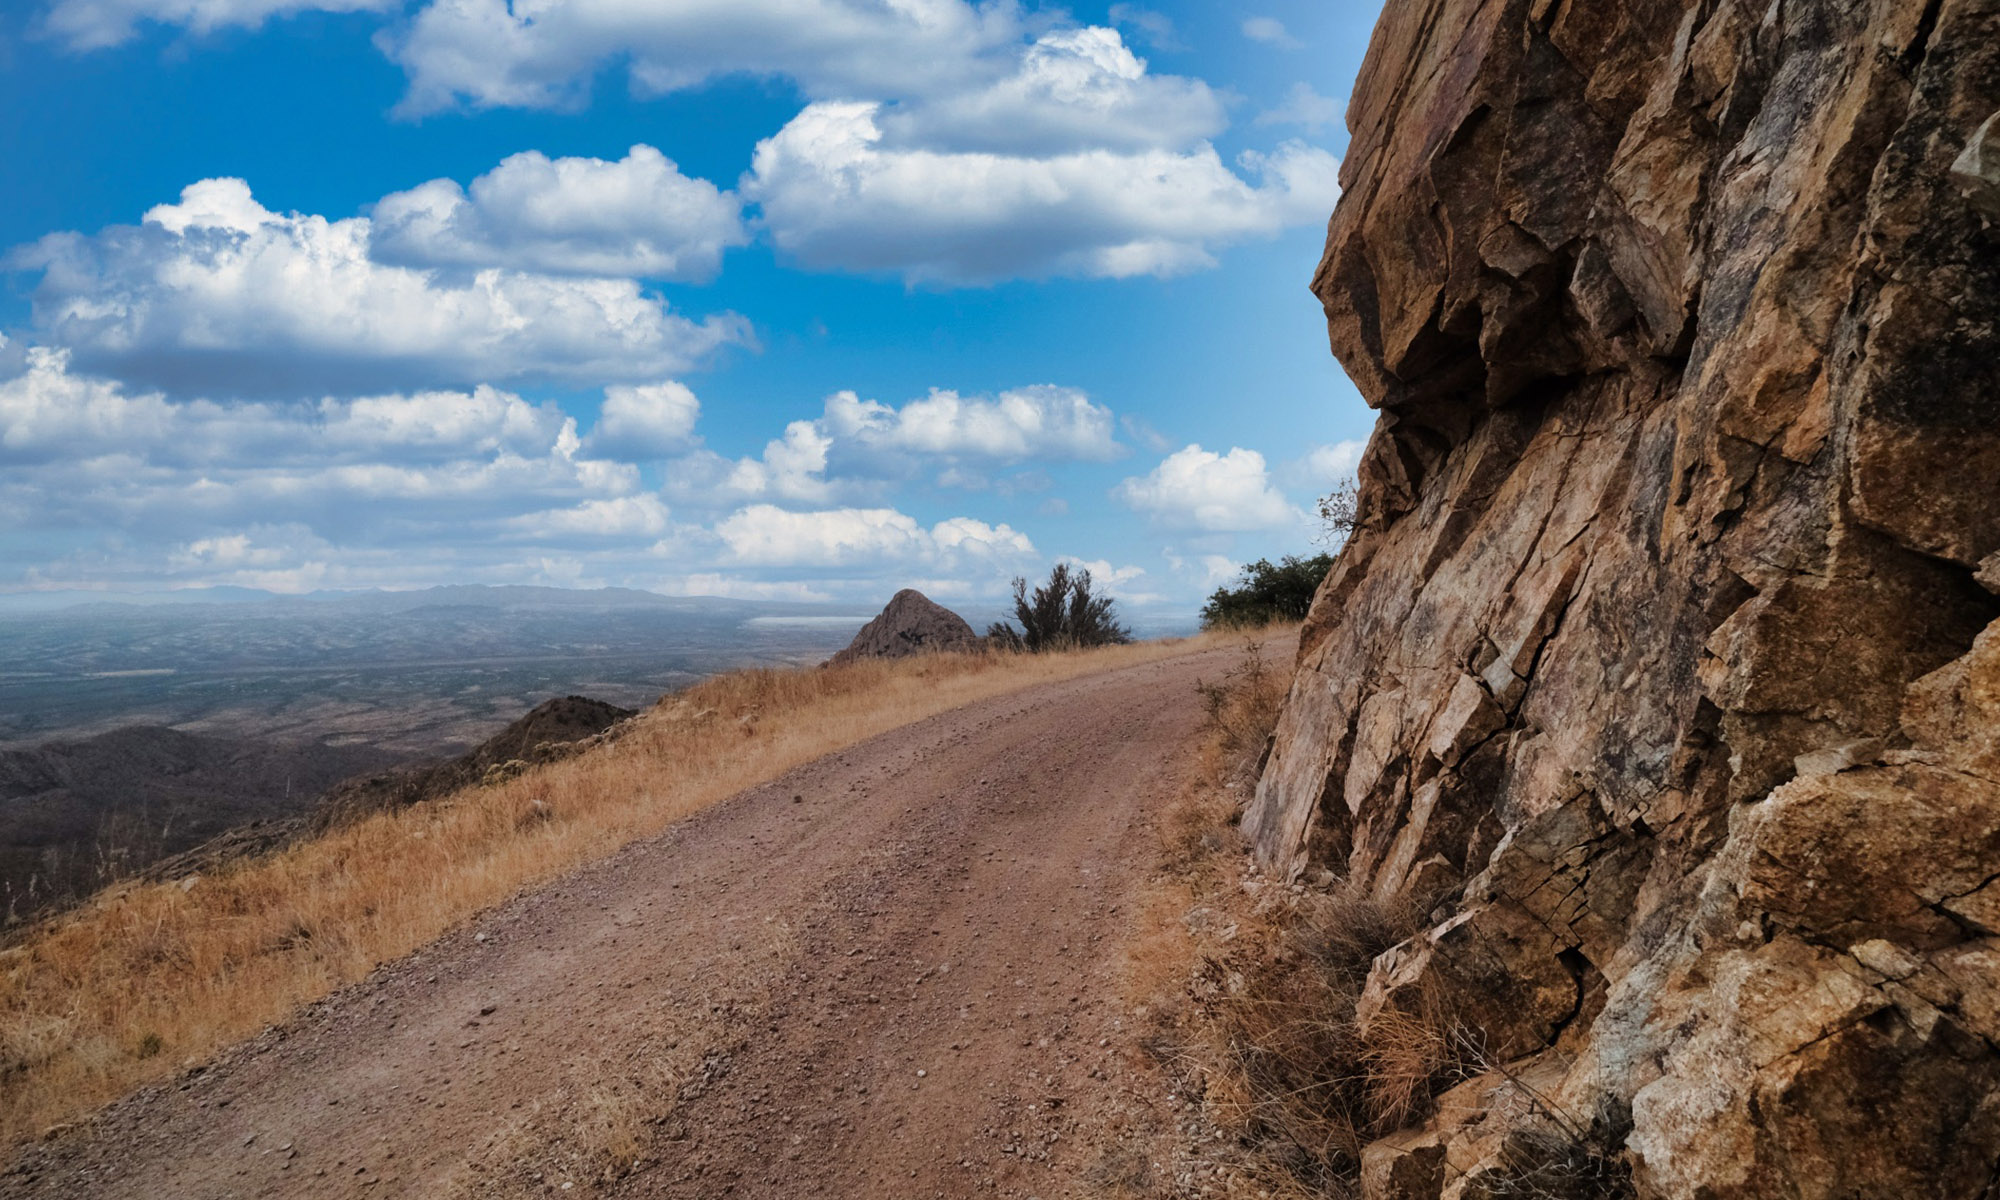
1245,0,2000,1192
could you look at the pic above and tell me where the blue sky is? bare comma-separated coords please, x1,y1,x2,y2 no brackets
0,0,1383,616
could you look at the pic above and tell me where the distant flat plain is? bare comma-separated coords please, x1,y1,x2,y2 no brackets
0,587,886,755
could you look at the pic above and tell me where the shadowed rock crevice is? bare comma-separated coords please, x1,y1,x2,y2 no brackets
1246,0,2000,1193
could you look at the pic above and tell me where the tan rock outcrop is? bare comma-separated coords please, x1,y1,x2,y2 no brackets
1245,0,2000,1193
827,589,981,665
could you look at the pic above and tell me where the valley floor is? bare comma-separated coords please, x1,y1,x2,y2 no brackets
3,640,1256,1198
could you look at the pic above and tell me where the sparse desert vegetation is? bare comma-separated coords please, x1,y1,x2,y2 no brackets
0,634,1221,1149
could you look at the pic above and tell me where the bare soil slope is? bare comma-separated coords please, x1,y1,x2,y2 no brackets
4,640,1253,1198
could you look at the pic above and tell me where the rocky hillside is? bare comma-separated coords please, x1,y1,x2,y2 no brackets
0,728,398,919
827,589,981,665
311,695,634,830
1244,0,2000,1195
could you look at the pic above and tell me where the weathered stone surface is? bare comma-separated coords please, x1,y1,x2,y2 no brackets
1354,900,1581,1063
1955,110,2000,219
1359,1131,1447,1200
1253,0,2000,1194
826,589,980,665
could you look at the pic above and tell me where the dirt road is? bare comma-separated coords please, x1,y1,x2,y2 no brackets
7,639,1261,1199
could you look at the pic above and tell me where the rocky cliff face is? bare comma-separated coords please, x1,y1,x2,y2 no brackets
1244,0,2000,1193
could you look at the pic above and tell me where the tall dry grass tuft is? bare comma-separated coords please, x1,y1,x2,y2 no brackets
1206,885,1454,1184
1124,628,1480,1197
0,634,1219,1148
1158,638,1287,880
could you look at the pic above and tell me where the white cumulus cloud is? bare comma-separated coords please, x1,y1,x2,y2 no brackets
717,504,1033,569
39,8,1337,290
586,381,701,459
0,348,643,559
1284,439,1367,489
874,27,1224,156
745,102,1340,284
11,178,749,395
0,345,572,466
823,385,1120,463
379,0,1016,116
42,0,393,49
1115,444,1300,532
669,384,1122,508
506,495,673,540
371,146,747,281
718,421,840,506
1062,556,1145,587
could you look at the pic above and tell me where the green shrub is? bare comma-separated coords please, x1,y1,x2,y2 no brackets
1199,554,1334,630
986,563,1132,652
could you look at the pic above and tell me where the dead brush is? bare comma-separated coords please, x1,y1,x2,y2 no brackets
1199,883,1464,1186
1454,1041,1636,1200
1476,1124,1636,1200
1194,638,1286,784
1163,638,1293,878
1127,627,1480,1193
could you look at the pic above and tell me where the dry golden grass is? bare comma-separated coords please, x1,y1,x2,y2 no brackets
0,634,1223,1148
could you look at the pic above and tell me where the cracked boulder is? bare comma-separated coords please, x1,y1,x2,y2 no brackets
1243,0,2000,1193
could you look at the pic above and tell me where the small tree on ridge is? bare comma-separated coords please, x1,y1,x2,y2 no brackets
986,562,1132,652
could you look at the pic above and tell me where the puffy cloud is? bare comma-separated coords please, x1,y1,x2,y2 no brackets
0,346,176,462
1256,82,1341,132
720,421,839,506
0,348,633,542
371,146,747,281
1115,444,1300,531
1287,439,1367,488
41,0,393,49
11,178,748,395
670,384,1121,509
746,102,1340,283
822,385,1120,463
506,495,673,540
586,381,701,459
42,8,1332,290
380,0,1016,116
0,345,569,467
717,504,1033,568
0,352,1076,601
322,388,570,461
1061,556,1145,587
1241,16,1302,48
874,28,1223,156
